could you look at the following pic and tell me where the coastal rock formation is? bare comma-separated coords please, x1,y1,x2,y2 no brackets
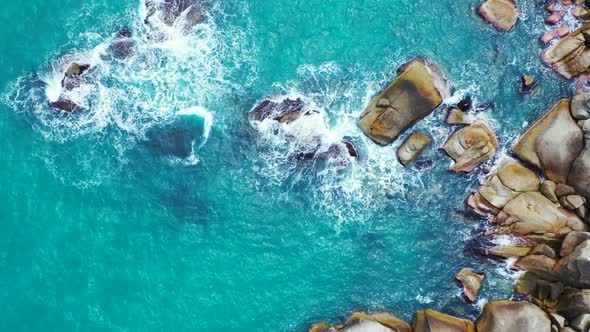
413,310,475,332
107,28,135,59
476,301,552,332
556,289,590,320
543,24,590,79
442,122,498,173
447,108,472,125
396,132,432,166
358,59,449,145
556,239,590,288
309,312,412,332
478,0,518,31
513,99,584,184
144,0,204,33
249,98,312,124
455,268,484,302
49,61,93,112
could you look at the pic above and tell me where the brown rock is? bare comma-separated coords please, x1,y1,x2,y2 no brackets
358,59,449,145
491,192,588,243
556,289,590,320
515,254,559,281
513,99,584,184
559,195,586,210
336,312,412,332
541,180,559,203
455,268,484,302
556,184,577,198
556,239,590,288
568,118,590,199
397,133,432,166
413,310,475,332
543,24,590,79
478,0,518,31
442,122,499,173
447,108,472,125
531,244,557,259
476,301,552,332
249,98,311,124
486,245,532,259
467,192,501,216
560,231,590,256
521,75,537,93
571,92,590,120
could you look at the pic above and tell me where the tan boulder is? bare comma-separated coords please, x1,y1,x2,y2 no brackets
571,92,590,120
515,254,559,281
413,310,475,332
556,239,590,288
476,301,552,332
541,180,559,203
530,244,557,259
397,132,432,166
560,231,590,256
485,245,532,258
467,192,500,216
358,59,449,145
568,118,590,199
331,312,412,332
478,0,518,31
447,108,472,125
556,289,590,320
491,192,588,243
455,268,484,302
476,158,541,210
442,122,498,173
543,24,590,79
513,99,584,184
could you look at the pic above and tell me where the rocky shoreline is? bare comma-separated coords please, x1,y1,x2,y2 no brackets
303,1,590,331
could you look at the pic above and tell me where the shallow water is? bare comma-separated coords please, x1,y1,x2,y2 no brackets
0,0,576,331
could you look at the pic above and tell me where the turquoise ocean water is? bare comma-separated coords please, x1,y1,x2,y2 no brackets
0,0,577,331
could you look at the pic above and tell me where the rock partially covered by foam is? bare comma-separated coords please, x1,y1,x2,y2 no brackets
513,99,584,184
442,122,498,173
413,309,475,332
478,0,518,31
358,59,449,145
309,312,412,332
543,24,590,79
455,268,484,302
249,98,313,124
145,0,204,32
49,61,92,113
476,301,552,332
396,132,432,166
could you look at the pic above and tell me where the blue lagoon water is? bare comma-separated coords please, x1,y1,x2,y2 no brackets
0,0,577,331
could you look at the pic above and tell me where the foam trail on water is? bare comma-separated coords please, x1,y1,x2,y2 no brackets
178,106,214,149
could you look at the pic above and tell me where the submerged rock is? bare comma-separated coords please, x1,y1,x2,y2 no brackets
145,0,204,33
543,24,590,79
358,58,449,145
413,310,475,332
145,114,205,159
442,122,498,173
455,268,484,302
396,132,432,166
107,28,135,59
478,0,518,31
513,99,584,184
249,98,311,124
521,75,537,94
476,301,552,332
49,98,82,113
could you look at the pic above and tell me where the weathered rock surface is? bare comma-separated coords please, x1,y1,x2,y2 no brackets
447,108,472,125
455,268,484,302
522,75,537,93
561,232,590,257
476,301,552,332
442,122,498,173
568,115,590,199
556,239,590,288
413,310,475,332
249,98,311,124
309,312,412,332
358,59,449,145
515,254,559,281
478,0,518,31
513,99,584,184
541,180,559,203
556,289,590,320
397,132,432,166
490,192,588,243
543,24,590,79
485,244,532,258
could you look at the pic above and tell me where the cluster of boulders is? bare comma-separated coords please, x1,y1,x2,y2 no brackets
463,93,590,331
144,0,204,35
309,301,557,332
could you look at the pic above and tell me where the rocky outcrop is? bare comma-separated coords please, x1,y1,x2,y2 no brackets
358,59,449,145
107,28,135,60
455,268,484,302
478,0,518,31
249,98,312,124
396,132,432,166
556,239,590,288
476,301,552,332
513,99,584,184
556,289,590,320
144,0,204,34
543,24,590,79
309,312,412,332
413,310,475,332
442,122,498,173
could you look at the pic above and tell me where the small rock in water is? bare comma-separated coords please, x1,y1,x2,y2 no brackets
455,268,485,302
61,62,91,90
49,98,82,113
540,24,570,45
396,132,432,167
443,122,499,173
547,2,557,12
478,0,518,31
107,27,135,60
457,96,472,112
546,11,566,25
249,98,309,124
521,75,537,94
447,108,472,125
